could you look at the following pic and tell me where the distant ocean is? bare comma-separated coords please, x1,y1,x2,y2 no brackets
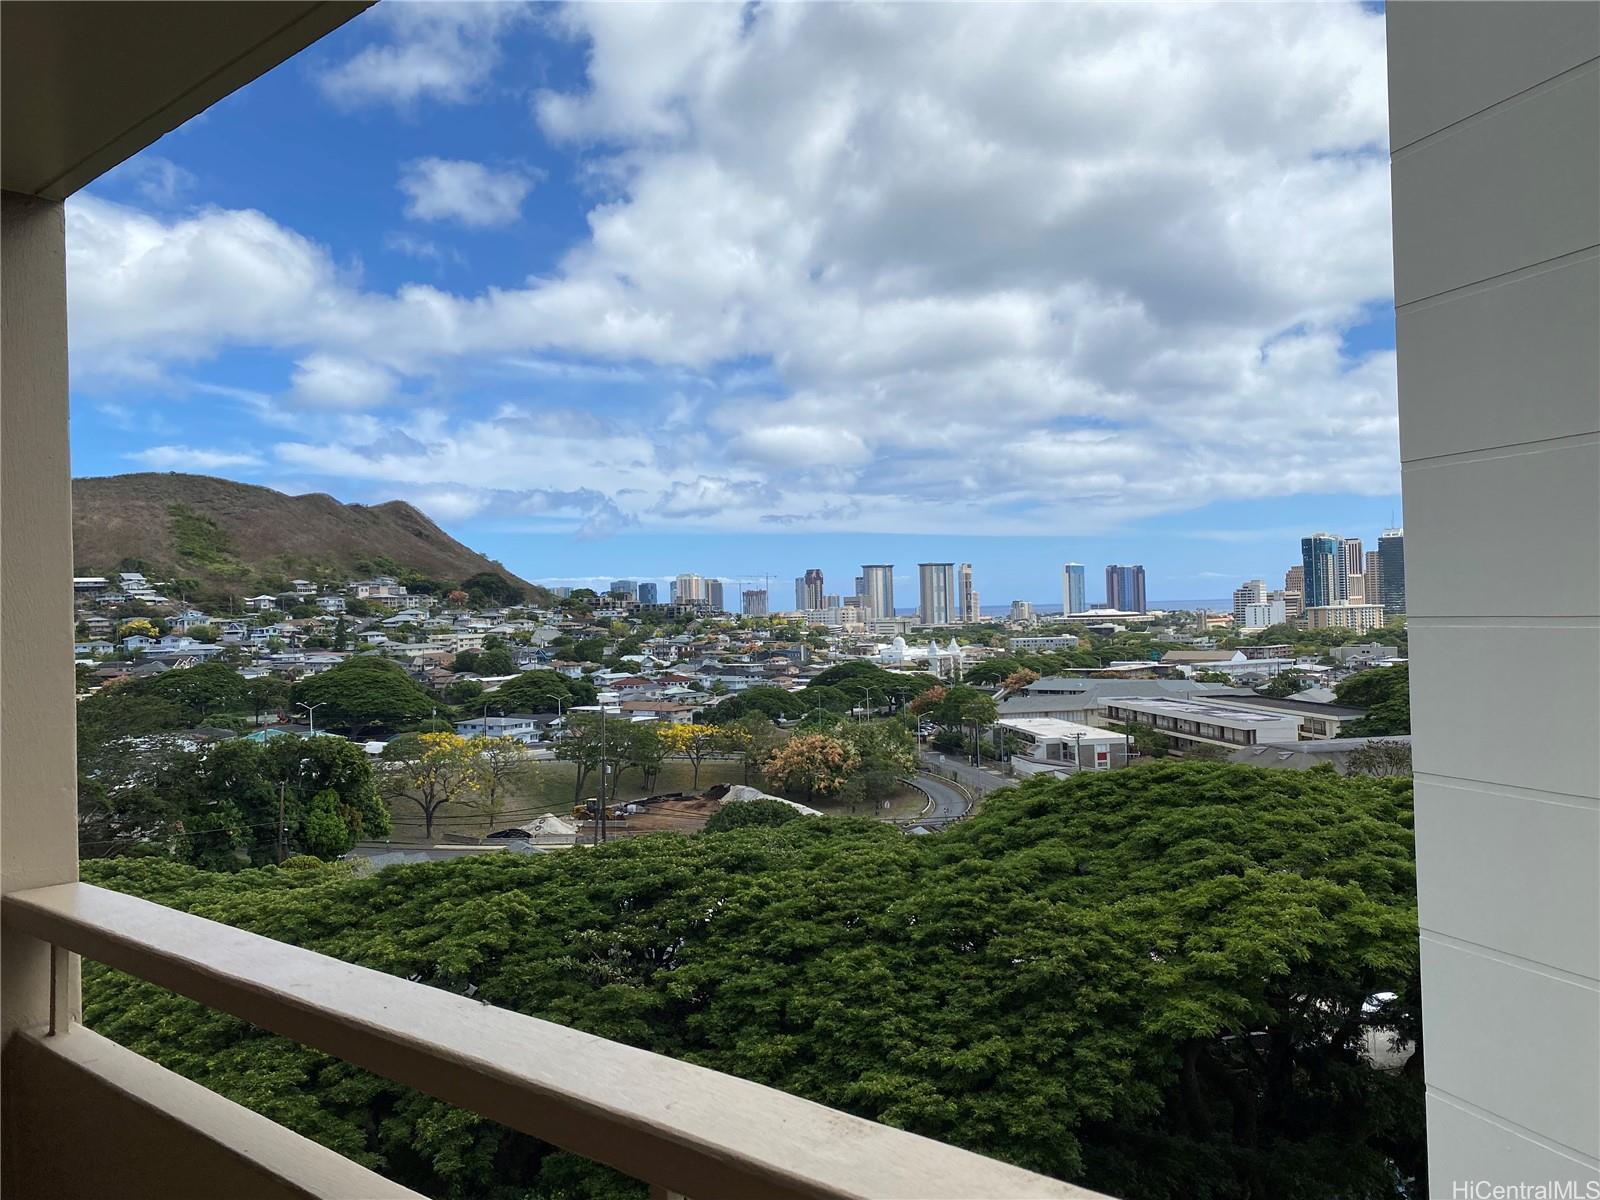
894,601,1232,617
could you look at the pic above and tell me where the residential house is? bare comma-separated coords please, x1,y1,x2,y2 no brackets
617,700,697,724
242,595,278,612
453,715,545,743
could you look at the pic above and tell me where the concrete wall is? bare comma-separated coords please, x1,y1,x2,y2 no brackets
2,191,82,1038
1386,4,1600,1194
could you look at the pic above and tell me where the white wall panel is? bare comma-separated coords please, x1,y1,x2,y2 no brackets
1420,936,1600,1158
1415,776,1600,979
1390,61,1599,306
1396,249,1600,462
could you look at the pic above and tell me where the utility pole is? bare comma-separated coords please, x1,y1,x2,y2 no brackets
594,701,609,846
277,779,287,863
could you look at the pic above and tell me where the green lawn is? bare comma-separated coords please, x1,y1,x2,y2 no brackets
387,756,752,842
809,782,928,822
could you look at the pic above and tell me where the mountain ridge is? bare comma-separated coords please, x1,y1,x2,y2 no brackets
72,473,540,602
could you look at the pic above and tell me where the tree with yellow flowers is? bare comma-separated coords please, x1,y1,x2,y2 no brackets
379,731,485,839
657,722,750,790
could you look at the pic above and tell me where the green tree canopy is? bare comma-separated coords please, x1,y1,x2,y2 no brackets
291,657,435,738
1337,664,1411,736
702,797,803,834
701,685,809,724
459,571,524,606
494,670,598,713
80,763,1423,1200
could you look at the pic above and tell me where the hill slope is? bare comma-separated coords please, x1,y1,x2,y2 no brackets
72,473,539,601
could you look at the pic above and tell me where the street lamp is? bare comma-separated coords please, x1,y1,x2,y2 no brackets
297,700,324,737
855,684,875,723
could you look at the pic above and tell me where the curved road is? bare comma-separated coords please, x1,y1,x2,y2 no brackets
907,772,975,826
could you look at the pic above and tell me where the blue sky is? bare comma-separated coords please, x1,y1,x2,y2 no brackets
66,2,1400,606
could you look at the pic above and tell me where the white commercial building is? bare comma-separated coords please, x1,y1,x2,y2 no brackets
1006,635,1080,653
997,718,1129,777
1240,600,1287,631
1102,696,1302,750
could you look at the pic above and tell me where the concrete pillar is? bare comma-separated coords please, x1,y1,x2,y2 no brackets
1386,3,1599,1193
2,190,82,1039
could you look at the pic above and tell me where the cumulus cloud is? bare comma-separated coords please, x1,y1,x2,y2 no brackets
399,158,536,227
71,2,1398,536
318,3,524,108
288,354,399,408
128,445,263,471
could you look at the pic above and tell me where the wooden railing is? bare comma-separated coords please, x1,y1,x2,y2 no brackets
3,882,1106,1200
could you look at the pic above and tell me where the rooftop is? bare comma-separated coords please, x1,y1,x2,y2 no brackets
1104,696,1297,724
998,717,1127,743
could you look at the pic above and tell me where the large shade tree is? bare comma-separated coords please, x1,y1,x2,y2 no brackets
290,657,435,738
81,763,1423,1200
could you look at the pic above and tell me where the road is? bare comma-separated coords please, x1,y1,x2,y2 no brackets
917,749,1013,802
908,771,973,826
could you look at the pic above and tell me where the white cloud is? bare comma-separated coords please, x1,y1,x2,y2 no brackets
105,155,197,205
654,476,779,519
288,354,399,409
318,3,524,108
399,158,534,228
70,2,1399,536
128,445,263,471
384,231,464,267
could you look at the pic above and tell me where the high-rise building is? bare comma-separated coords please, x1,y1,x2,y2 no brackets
741,589,768,617
637,582,658,605
1338,537,1365,601
673,573,705,604
1232,579,1267,623
795,569,825,612
1283,566,1305,617
608,579,637,599
1104,564,1147,612
1300,535,1340,608
1346,573,1366,603
860,565,895,618
1061,562,1087,616
1304,603,1387,632
958,563,976,623
1240,600,1287,631
1363,551,1382,612
917,563,956,626
1377,528,1405,614
706,579,724,612
1009,600,1035,623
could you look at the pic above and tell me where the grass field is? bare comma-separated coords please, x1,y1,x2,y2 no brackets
387,757,752,841
385,755,932,841
809,783,929,822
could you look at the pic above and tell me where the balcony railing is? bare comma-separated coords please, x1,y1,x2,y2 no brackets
3,882,1105,1200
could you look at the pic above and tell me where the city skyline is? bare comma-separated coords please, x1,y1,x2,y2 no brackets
562,518,1402,617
